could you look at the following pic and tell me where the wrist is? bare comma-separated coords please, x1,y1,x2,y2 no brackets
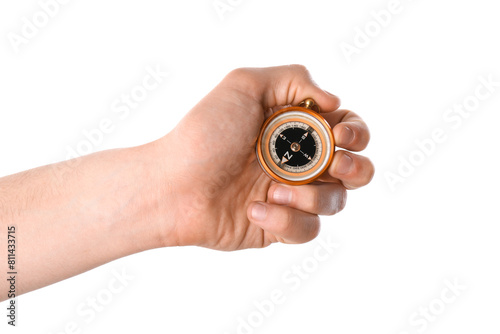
144,131,215,249
125,141,181,250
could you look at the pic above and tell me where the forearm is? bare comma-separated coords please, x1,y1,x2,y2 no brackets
0,142,174,299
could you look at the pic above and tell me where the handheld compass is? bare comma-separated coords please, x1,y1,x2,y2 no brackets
256,98,335,185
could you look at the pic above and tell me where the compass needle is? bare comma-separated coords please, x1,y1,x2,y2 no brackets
298,131,308,143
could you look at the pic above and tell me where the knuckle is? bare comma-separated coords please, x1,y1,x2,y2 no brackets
287,64,309,76
224,67,255,85
323,186,347,216
356,123,371,150
350,157,375,188
223,67,261,98
364,124,371,144
364,158,376,184
338,187,348,212
307,216,321,241
275,209,293,233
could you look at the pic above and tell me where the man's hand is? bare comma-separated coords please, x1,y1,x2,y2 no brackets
154,65,374,250
0,65,373,299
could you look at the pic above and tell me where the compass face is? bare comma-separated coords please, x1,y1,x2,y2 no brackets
270,122,321,173
257,108,335,185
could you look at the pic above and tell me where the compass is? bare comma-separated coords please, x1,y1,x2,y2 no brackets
256,98,335,185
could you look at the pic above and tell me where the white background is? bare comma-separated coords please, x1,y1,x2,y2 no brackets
1,0,499,333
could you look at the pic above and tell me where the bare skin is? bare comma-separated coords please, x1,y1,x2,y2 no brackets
0,65,374,300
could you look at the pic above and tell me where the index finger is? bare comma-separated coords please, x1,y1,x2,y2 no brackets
225,65,342,112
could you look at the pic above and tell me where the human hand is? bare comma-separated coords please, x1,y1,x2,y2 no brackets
153,65,374,251
0,65,372,297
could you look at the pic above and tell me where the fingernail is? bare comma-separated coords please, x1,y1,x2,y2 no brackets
251,203,267,221
335,153,354,175
273,186,292,205
340,126,354,146
324,90,337,98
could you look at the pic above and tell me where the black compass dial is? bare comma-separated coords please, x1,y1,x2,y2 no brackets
269,121,322,173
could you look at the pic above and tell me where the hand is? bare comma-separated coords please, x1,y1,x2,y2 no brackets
0,65,373,297
154,65,374,250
